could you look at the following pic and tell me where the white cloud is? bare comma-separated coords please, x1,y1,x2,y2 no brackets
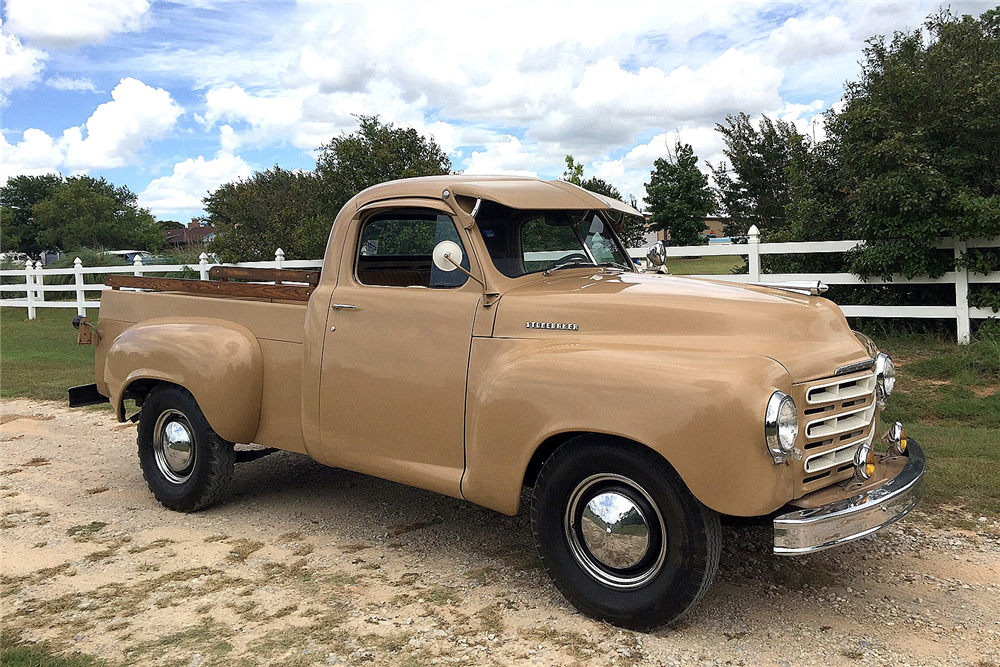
0,128,63,185
463,136,539,176
139,150,252,215
60,78,183,170
1,24,46,104
767,16,852,66
199,84,305,149
45,75,99,93
3,0,151,49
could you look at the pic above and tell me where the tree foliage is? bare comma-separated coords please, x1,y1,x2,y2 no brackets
206,167,333,262
644,141,715,246
828,8,1000,280
1,174,66,255
316,114,452,206
710,113,804,239
1,174,162,254
209,115,452,261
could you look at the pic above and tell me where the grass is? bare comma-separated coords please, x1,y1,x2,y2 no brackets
665,255,742,275
1,308,99,401
877,330,1000,516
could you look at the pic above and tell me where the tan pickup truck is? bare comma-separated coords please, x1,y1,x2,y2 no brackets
70,175,924,630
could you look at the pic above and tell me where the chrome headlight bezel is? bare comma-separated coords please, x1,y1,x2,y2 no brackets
875,352,896,408
765,391,798,464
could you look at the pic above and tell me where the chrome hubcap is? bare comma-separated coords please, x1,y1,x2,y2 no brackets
153,410,195,484
580,492,650,569
565,474,666,589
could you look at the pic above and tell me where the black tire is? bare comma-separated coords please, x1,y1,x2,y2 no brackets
530,435,721,631
137,385,236,512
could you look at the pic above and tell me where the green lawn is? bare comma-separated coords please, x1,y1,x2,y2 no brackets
877,332,1000,519
664,255,743,275
1,307,98,401
0,306,996,518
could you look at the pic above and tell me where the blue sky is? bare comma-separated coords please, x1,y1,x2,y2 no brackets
2,0,993,223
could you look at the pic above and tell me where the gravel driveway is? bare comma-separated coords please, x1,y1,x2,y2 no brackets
2,398,998,666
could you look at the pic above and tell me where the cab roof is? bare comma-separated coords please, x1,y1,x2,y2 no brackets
351,175,642,217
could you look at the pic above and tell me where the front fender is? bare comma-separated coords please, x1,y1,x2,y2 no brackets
462,338,795,517
103,318,263,444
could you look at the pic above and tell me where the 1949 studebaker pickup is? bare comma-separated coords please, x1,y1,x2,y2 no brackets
69,175,924,630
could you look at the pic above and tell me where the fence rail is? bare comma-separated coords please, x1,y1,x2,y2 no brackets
2,230,998,342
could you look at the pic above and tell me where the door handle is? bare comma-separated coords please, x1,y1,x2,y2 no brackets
331,303,358,310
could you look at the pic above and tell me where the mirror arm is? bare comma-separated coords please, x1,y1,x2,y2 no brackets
444,253,485,288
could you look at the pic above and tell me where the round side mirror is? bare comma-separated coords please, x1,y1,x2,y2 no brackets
432,240,463,272
646,241,666,268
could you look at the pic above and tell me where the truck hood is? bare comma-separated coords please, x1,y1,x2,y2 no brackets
491,270,870,382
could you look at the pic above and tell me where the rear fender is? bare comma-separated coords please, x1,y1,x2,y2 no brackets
103,318,263,444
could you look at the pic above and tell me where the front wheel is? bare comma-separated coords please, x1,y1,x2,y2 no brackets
137,385,235,512
531,436,721,630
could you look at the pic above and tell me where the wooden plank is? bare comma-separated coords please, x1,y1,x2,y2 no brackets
208,266,320,285
106,275,312,301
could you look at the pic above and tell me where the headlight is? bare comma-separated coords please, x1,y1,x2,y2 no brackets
875,353,896,407
765,391,798,464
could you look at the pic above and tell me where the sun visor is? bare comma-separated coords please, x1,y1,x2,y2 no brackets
450,179,642,216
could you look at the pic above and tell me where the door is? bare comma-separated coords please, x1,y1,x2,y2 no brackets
317,207,482,498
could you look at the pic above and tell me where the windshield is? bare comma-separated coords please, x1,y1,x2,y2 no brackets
477,206,633,279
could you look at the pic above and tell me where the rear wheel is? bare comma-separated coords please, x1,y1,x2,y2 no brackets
137,385,235,512
531,436,721,630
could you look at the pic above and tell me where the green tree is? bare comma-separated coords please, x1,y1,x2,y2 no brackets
31,176,163,252
315,114,452,207
206,167,332,262
209,115,453,261
562,155,584,185
644,141,715,247
828,8,1000,281
710,113,804,239
1,173,65,255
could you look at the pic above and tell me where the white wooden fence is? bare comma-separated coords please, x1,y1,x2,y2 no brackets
2,229,997,342
0,249,322,319
627,226,999,343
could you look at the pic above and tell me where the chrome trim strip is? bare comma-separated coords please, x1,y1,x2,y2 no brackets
774,439,925,555
836,359,876,376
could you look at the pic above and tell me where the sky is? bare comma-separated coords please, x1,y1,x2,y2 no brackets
1,0,994,224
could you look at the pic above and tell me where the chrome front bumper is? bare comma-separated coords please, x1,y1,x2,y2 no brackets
773,440,925,555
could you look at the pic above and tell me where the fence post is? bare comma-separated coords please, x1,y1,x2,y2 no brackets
24,259,36,320
133,256,143,277
748,225,761,282
199,253,210,281
34,260,45,308
74,257,86,316
275,248,284,270
954,239,970,344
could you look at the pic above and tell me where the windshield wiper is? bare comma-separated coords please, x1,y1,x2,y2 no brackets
542,260,596,277
598,261,631,272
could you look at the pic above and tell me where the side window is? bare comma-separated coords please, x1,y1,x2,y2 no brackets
521,216,582,274
356,211,470,288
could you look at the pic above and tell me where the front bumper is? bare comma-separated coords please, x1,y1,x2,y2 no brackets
773,439,925,555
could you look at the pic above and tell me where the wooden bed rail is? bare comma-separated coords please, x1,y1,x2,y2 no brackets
208,266,320,285
105,275,314,301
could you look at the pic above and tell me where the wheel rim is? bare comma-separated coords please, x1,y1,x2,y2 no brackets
564,473,667,589
153,409,196,484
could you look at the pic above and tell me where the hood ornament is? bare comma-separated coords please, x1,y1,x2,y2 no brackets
755,280,829,296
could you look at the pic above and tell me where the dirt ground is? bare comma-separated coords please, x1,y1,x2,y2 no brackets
2,398,998,667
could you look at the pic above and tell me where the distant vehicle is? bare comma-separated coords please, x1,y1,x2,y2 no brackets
0,251,30,264
107,250,154,264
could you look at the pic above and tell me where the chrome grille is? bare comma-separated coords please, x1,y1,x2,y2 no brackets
796,372,878,489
